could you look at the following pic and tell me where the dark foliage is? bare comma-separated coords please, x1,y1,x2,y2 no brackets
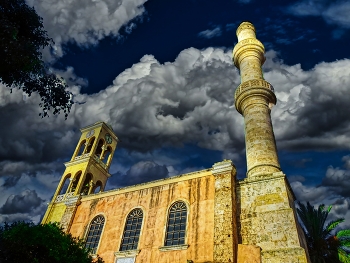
0,221,104,263
0,0,72,118
297,202,350,263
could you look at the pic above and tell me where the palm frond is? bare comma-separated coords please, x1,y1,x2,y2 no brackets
327,205,332,213
338,230,350,239
340,240,350,249
338,249,350,263
326,219,345,232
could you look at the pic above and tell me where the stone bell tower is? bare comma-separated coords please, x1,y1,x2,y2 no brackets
234,22,310,262
42,121,118,231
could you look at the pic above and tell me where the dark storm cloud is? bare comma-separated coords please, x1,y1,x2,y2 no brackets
265,57,350,151
0,160,65,188
1,48,350,184
26,0,149,59
0,190,44,214
1,47,350,223
291,156,350,205
288,0,350,29
108,161,169,188
321,165,350,197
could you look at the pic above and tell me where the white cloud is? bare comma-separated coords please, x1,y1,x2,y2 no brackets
198,26,222,39
2,47,350,222
288,0,350,29
26,0,148,59
2,47,350,167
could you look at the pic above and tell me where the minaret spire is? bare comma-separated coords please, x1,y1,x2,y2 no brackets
233,22,310,262
233,21,281,178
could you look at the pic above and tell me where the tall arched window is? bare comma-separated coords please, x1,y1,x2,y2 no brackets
102,146,112,164
86,137,95,153
80,173,93,195
77,140,86,156
120,209,143,251
164,201,187,246
58,174,71,195
70,171,81,193
93,181,102,194
95,139,104,158
85,215,105,254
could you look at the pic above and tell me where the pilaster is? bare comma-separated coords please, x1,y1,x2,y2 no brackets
212,160,238,263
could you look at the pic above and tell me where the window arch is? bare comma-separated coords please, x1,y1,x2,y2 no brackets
164,201,187,246
80,173,93,195
77,140,86,156
95,139,104,158
102,146,112,164
85,215,105,254
70,171,81,193
120,208,143,251
93,181,102,194
58,174,71,195
86,137,95,153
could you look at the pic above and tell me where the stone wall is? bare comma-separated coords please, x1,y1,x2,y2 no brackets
69,170,219,263
212,160,237,263
237,172,309,263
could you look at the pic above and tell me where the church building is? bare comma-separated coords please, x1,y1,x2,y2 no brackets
42,22,310,263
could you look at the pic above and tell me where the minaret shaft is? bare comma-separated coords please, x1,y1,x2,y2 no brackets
234,22,310,263
233,22,281,178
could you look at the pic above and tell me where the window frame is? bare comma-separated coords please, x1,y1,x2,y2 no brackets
119,208,144,252
163,200,189,248
85,214,106,255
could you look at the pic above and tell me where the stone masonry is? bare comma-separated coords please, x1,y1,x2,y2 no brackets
233,22,310,263
212,160,238,263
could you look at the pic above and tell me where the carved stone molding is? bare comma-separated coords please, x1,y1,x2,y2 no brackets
114,250,140,258
158,244,189,251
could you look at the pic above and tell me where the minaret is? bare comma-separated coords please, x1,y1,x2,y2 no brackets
234,22,310,262
42,121,118,231
233,21,280,178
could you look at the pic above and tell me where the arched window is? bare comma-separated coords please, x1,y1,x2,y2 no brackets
164,201,187,246
102,146,112,164
95,139,104,158
58,174,71,195
120,209,143,251
80,173,93,195
85,215,105,254
70,171,81,193
77,140,86,156
86,137,95,153
93,181,102,194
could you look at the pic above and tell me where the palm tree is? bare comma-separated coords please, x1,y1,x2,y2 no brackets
296,202,350,263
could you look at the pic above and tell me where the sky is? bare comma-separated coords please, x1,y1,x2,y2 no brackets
1,0,350,226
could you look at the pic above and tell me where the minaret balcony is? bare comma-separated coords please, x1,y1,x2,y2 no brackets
235,79,276,114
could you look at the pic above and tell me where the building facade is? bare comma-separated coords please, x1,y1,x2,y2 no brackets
42,22,310,263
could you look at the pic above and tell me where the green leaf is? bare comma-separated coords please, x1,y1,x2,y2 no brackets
326,219,345,232
338,230,350,239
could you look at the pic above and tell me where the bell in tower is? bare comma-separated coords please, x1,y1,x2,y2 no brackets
42,121,118,231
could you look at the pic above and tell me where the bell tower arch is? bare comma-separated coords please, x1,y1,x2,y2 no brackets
42,121,119,231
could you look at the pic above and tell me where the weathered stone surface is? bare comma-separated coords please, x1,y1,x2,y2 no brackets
237,244,261,263
69,169,217,263
212,160,237,263
237,173,309,262
233,22,309,263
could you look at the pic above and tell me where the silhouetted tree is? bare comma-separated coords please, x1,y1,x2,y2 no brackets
0,222,104,263
297,202,350,263
0,0,72,118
